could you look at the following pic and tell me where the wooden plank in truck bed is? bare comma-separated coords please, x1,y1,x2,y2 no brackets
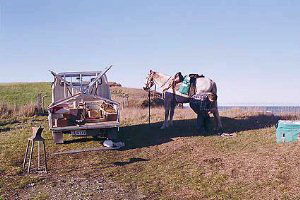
50,121,120,132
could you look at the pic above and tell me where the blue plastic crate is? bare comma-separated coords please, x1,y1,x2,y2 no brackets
276,120,300,143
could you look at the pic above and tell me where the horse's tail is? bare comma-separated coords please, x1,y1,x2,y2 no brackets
208,81,218,110
211,80,217,95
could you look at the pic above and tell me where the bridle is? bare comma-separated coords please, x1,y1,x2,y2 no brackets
160,75,173,89
144,72,154,90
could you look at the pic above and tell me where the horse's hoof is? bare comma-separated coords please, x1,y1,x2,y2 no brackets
160,124,168,129
214,127,223,131
217,130,224,136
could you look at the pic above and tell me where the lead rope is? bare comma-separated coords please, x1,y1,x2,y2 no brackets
161,75,173,90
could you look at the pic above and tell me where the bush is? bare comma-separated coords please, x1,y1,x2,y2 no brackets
141,98,164,108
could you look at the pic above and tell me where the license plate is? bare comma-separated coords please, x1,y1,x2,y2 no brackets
71,130,87,136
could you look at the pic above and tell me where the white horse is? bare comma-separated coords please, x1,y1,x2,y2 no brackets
144,70,223,130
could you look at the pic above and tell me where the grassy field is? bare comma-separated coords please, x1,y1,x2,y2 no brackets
0,82,149,108
1,83,300,199
0,82,149,119
0,82,52,106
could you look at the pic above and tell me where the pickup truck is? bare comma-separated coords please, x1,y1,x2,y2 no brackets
48,66,120,144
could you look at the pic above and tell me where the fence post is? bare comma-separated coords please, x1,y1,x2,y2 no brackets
36,94,42,113
148,89,151,126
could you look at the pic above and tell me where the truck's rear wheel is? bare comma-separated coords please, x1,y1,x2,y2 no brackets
52,131,64,144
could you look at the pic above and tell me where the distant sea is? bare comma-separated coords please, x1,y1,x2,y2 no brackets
218,106,300,114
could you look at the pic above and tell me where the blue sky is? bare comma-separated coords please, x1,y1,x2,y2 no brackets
0,0,300,105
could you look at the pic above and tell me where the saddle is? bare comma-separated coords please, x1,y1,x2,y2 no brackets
164,72,205,97
188,74,205,97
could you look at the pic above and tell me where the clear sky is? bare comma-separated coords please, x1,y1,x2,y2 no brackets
0,0,300,105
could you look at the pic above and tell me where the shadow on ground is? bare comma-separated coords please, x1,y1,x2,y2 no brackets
0,120,20,127
64,137,105,144
118,114,280,150
113,158,150,166
62,114,280,149
0,120,20,133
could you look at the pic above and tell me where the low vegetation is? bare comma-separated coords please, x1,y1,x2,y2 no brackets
1,83,300,199
0,83,52,106
0,103,43,119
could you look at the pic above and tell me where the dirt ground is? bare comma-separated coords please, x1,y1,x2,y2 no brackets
17,174,145,200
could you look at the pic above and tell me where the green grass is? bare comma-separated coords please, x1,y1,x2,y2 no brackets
0,82,147,107
0,82,52,106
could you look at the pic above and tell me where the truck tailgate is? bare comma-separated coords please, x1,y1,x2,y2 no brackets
50,121,120,132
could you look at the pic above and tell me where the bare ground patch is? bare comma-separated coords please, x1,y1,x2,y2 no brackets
17,175,144,200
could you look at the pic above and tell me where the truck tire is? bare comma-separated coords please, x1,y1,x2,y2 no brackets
52,131,64,144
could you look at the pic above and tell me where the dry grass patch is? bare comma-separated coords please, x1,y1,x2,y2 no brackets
0,103,43,119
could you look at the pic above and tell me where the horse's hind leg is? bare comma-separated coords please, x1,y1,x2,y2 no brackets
212,108,223,130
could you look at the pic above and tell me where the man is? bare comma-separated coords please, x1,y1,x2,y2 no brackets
189,92,217,133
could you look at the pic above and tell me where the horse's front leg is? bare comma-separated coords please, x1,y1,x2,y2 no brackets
169,101,176,127
161,100,170,129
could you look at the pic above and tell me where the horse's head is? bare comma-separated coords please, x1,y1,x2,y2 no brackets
143,70,155,90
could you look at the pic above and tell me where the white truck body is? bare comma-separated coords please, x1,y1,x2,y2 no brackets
48,67,120,143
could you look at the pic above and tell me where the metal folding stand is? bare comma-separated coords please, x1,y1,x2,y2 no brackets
23,127,47,173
